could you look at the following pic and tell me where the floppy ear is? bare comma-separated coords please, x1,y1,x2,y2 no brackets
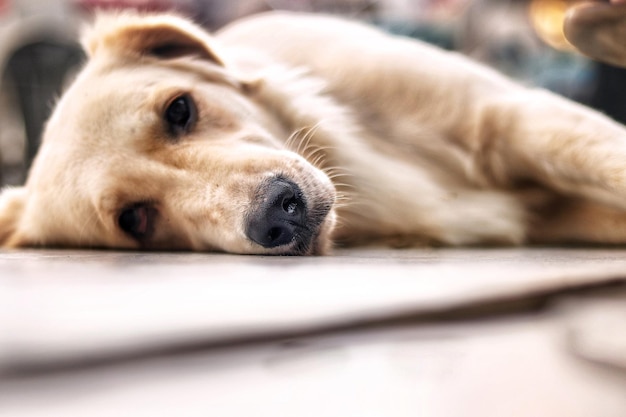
0,187,27,247
82,12,225,65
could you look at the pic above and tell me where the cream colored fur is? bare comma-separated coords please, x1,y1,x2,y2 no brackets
2,11,626,254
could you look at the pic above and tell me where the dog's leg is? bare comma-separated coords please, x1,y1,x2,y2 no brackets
477,88,626,243
483,89,626,210
529,198,626,244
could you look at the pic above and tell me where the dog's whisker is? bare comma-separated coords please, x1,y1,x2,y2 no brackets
305,146,324,163
285,126,307,150
333,198,352,209
322,164,351,173
334,189,351,198
301,122,321,150
285,125,313,153
294,122,323,157
295,126,313,155
305,145,336,164
324,169,354,184
304,140,333,158
331,189,354,209
330,215,351,230
311,154,327,169
326,172,353,180
331,182,357,191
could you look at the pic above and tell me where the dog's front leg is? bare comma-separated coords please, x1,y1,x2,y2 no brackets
483,89,626,210
478,88,626,244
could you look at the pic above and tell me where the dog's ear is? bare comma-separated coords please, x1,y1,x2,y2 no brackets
0,187,27,247
82,13,225,65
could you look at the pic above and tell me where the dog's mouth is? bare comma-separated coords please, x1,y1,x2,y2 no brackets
245,176,334,255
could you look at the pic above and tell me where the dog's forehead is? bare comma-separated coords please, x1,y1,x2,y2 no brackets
46,58,240,150
28,65,168,198
40,63,198,176
51,66,165,141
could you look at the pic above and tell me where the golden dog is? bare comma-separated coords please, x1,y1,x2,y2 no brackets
2,9,626,255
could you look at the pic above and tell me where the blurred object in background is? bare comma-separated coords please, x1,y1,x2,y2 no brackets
74,0,198,19
376,0,469,50
0,0,84,185
0,0,10,185
190,0,380,30
562,1,626,124
530,0,626,125
458,0,594,103
529,0,626,126
587,62,626,126
6,41,84,170
76,0,191,12
459,0,626,126
564,1,626,68
459,0,543,77
529,0,579,51
266,0,378,15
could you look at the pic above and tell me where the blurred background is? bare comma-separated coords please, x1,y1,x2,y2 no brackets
0,0,624,187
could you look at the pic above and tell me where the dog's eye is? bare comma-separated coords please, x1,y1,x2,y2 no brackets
165,94,196,136
118,204,154,240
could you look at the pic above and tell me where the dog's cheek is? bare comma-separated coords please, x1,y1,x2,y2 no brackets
193,182,257,252
0,187,28,248
311,210,337,255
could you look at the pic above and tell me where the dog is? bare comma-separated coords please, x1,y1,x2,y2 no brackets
2,6,626,255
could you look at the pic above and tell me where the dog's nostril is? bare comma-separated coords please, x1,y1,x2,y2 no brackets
268,227,284,242
283,197,299,215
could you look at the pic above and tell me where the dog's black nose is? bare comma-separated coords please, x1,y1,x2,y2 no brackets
246,178,307,248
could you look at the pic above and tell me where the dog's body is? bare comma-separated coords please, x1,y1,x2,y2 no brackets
2,10,626,255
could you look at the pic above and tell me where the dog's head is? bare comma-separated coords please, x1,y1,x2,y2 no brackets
0,13,336,255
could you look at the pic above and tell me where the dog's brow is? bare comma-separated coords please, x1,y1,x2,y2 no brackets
163,58,242,89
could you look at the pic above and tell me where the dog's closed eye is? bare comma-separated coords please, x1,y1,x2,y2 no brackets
165,94,197,136
118,203,156,241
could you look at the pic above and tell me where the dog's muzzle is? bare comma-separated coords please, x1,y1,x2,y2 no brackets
246,178,309,251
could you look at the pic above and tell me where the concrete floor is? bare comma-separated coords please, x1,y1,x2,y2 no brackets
2,247,626,416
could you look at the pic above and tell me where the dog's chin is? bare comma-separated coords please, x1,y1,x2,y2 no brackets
309,209,337,255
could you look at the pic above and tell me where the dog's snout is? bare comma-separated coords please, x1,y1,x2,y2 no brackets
246,178,307,248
